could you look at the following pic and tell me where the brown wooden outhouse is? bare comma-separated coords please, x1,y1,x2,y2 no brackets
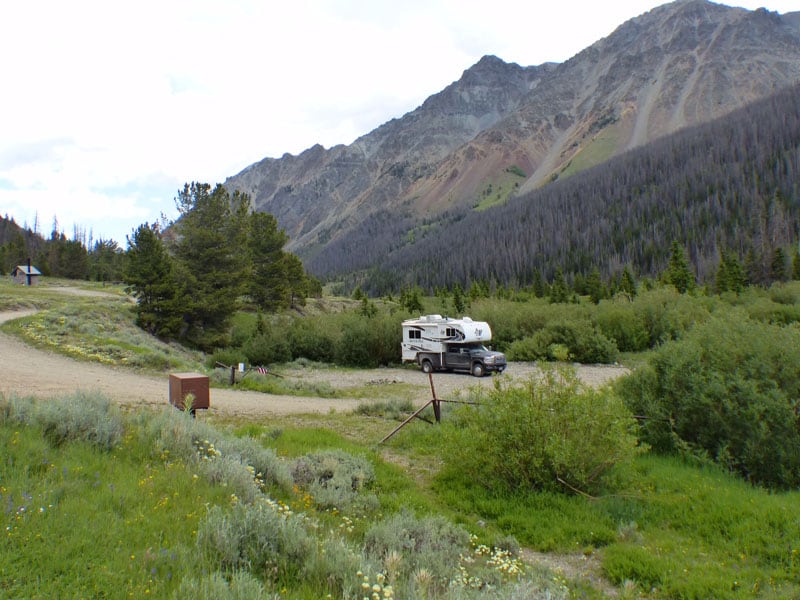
11,264,41,286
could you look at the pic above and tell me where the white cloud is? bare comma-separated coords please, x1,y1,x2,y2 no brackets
0,0,797,246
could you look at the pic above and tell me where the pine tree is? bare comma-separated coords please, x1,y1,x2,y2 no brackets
619,266,637,297
792,249,800,281
664,241,695,294
248,211,290,311
586,267,606,304
124,223,185,338
452,283,466,314
549,268,570,303
284,254,308,308
771,247,788,283
173,183,250,349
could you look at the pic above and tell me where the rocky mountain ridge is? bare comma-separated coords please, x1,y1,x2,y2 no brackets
225,0,800,276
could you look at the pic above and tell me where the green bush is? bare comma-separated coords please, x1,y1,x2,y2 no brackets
287,318,336,362
630,287,712,346
9,392,125,451
617,313,800,488
197,502,314,583
291,449,378,513
507,320,618,364
207,347,246,370
334,313,401,367
173,571,270,600
602,545,666,588
594,301,650,352
363,510,471,586
242,332,291,366
440,367,641,495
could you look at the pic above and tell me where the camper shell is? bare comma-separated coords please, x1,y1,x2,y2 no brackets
401,314,506,377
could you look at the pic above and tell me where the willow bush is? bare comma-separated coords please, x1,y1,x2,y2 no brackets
440,367,641,496
617,310,800,488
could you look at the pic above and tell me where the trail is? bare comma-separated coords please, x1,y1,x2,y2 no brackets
0,308,362,417
0,300,628,418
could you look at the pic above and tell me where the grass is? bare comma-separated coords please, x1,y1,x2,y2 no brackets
0,410,230,598
3,387,800,598
0,278,200,372
4,279,800,597
2,394,564,599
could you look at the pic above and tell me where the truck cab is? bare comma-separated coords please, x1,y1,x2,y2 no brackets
444,342,506,376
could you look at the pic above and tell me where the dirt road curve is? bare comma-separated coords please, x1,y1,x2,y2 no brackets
0,309,628,419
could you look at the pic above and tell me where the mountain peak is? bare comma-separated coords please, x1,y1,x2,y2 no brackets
225,0,800,279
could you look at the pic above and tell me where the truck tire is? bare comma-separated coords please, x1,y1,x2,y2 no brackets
471,362,485,377
421,359,434,374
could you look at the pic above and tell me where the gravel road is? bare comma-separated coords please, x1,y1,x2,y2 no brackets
0,308,628,418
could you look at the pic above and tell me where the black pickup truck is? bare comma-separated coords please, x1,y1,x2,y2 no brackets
417,342,507,377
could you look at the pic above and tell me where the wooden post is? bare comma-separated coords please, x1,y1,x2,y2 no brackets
429,372,441,423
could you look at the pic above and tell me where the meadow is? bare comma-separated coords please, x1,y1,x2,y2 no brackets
1,278,800,598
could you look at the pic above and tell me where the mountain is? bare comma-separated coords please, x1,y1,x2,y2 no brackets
368,82,800,292
225,0,800,284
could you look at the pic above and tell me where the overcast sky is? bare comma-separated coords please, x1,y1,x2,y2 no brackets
1,1,797,247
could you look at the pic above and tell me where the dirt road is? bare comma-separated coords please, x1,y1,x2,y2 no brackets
0,309,628,418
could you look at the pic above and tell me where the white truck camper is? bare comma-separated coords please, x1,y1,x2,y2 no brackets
401,314,507,377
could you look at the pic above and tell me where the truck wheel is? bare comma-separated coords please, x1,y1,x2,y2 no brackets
421,359,434,374
471,362,485,377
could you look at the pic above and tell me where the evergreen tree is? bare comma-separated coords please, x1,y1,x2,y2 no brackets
586,267,606,304
664,241,695,294
452,283,466,314
89,239,124,283
619,266,637,297
173,183,250,349
404,287,424,313
248,211,290,311
531,271,545,298
715,250,746,294
549,267,570,303
124,223,185,338
792,249,800,281
771,247,788,283
284,253,308,308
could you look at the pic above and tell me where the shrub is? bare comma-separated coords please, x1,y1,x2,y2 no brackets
243,332,291,366
363,510,471,586
630,287,712,346
207,347,246,370
291,449,378,513
334,312,401,367
355,399,415,420
26,392,125,451
141,408,293,497
287,318,336,362
593,301,650,352
507,320,618,364
196,501,313,583
173,571,271,600
617,313,800,488
216,435,293,492
441,367,641,495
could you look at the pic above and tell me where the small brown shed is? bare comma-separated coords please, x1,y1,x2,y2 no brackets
11,264,41,286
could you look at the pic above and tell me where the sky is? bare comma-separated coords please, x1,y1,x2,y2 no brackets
1,1,798,248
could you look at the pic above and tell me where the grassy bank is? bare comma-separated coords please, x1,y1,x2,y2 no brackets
2,391,799,599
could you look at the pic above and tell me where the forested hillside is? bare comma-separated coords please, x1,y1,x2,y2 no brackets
316,82,800,293
0,215,124,282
